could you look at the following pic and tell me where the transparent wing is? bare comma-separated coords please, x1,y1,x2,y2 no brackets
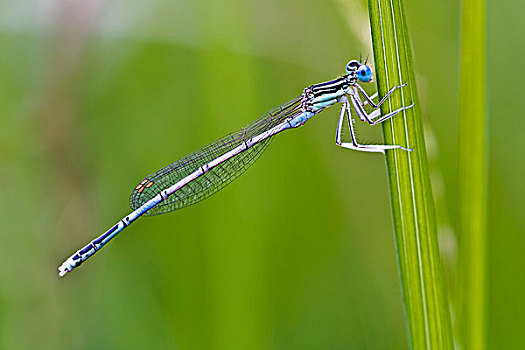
129,96,303,215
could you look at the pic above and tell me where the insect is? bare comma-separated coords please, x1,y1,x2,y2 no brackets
58,59,413,276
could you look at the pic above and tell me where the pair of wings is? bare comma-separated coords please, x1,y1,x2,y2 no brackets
129,96,304,216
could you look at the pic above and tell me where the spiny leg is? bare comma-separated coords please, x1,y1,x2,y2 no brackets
371,104,414,124
335,99,412,153
354,83,410,122
335,101,346,146
360,92,381,120
343,102,412,152
350,93,414,126
355,82,407,108
362,92,378,106
368,108,381,121
335,102,383,153
358,92,391,120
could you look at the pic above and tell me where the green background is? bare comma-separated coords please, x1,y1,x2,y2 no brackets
0,0,522,349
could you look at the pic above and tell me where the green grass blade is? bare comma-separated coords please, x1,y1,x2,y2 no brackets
367,0,454,348
457,0,486,348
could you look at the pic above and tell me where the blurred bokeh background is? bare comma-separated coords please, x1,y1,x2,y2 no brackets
0,0,522,349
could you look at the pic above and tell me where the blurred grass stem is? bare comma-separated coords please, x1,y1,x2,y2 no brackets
457,0,486,348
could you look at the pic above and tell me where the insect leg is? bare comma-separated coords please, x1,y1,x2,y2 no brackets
355,82,408,108
335,97,412,153
350,93,414,126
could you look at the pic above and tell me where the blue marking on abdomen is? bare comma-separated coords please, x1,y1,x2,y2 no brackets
93,223,120,246
289,112,315,127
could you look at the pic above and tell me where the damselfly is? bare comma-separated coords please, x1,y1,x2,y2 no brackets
58,59,414,276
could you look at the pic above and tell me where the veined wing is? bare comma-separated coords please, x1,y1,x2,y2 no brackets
129,96,303,215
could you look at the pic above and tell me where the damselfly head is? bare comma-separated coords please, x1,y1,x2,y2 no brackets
346,60,373,83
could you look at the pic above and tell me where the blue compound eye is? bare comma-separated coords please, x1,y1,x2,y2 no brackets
357,65,372,82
